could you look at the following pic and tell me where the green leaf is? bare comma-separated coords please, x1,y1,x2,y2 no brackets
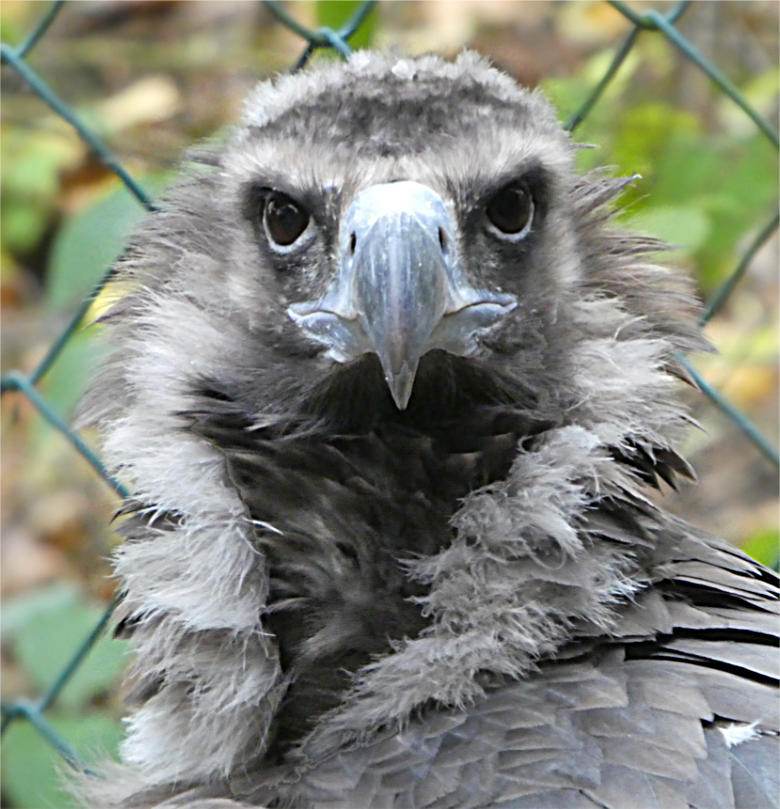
742,528,779,569
2,588,127,806
1,583,81,637
11,593,127,711
0,199,50,254
1,713,124,809
1,129,77,200
625,205,710,257
719,66,780,134
45,174,169,309
696,149,778,290
1,128,81,254
37,327,106,420
315,0,376,51
611,103,701,203
0,16,21,44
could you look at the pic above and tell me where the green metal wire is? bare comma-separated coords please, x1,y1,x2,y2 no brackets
677,356,780,468
37,594,122,718
646,13,779,148
566,1,779,468
701,211,780,328
0,372,129,499
17,0,64,58
263,0,376,47
263,0,377,69
1,700,85,769
1,594,119,771
609,0,691,29
566,24,641,133
566,0,690,132
1,0,777,789
0,43,155,210
608,0,779,148
28,265,119,386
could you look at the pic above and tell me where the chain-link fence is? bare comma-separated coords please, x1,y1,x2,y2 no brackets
1,0,778,800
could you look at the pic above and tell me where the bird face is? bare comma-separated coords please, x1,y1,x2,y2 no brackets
288,179,517,408
217,53,582,420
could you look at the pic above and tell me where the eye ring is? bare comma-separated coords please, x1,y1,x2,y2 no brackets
484,183,534,241
262,191,312,250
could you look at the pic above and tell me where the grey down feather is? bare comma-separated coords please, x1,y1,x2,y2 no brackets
75,52,779,809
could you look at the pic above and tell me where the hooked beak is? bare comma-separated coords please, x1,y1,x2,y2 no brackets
288,181,516,409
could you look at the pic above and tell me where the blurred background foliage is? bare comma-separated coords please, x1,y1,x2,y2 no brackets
1,2,778,806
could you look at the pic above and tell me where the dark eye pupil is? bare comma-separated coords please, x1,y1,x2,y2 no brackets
264,192,309,246
486,184,532,234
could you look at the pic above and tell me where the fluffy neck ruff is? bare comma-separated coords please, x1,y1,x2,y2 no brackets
192,351,557,757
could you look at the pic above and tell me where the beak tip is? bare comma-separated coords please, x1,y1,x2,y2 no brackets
386,363,417,411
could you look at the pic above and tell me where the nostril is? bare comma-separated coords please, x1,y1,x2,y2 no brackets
349,232,357,255
438,227,447,256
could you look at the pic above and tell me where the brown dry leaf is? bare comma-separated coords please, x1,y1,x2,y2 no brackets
1,527,68,596
560,0,629,45
95,75,182,134
720,365,779,409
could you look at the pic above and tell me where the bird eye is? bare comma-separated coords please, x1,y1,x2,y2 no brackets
263,191,310,247
485,183,534,239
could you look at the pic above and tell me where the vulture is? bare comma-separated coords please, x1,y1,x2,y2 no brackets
77,52,779,809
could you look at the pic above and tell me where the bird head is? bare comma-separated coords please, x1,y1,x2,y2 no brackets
110,51,698,440
207,52,589,423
